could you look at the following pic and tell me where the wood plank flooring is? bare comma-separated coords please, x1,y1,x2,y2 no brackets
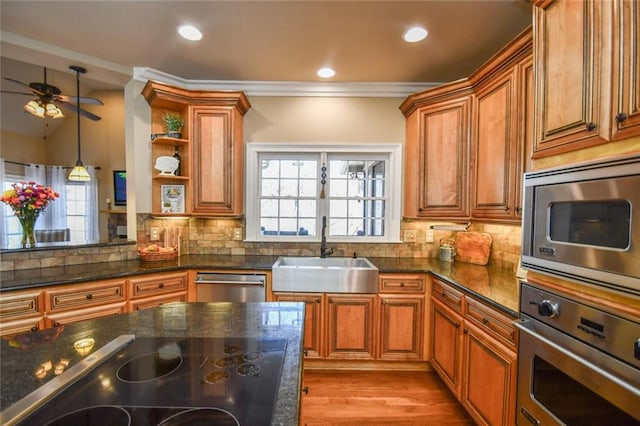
300,370,475,425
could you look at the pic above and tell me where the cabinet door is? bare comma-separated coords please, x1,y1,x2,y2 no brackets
461,321,517,426
273,293,324,359
191,106,244,216
431,297,464,398
471,68,519,221
515,54,535,218
325,294,376,360
378,295,424,360
533,0,610,158
611,0,640,140
405,95,471,219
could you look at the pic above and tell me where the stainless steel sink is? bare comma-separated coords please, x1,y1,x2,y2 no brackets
272,256,379,293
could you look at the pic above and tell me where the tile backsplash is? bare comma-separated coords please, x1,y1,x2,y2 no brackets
3,216,522,272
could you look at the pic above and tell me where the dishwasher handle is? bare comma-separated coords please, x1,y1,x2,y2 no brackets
195,278,265,286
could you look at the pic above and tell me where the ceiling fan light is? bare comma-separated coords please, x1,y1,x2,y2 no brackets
68,161,91,181
45,103,65,119
24,100,45,118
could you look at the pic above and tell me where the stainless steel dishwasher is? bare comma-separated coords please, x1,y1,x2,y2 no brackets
195,272,267,302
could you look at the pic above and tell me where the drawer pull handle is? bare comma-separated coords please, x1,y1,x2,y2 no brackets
86,293,93,300
482,318,490,324
158,283,165,288
400,282,405,287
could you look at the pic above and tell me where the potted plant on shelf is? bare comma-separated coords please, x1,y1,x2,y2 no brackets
163,113,184,139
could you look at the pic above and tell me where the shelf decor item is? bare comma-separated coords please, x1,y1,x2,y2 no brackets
161,185,185,213
162,113,184,138
154,156,180,176
0,181,59,248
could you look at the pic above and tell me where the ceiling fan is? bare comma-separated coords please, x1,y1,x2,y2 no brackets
1,66,103,121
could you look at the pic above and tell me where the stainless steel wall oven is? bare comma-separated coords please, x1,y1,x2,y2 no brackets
515,283,640,425
521,155,640,296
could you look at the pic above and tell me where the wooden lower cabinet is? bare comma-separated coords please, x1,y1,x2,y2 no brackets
431,297,464,397
46,302,127,327
430,278,517,425
0,289,45,336
272,293,324,359
326,294,376,360
461,321,517,426
128,272,188,311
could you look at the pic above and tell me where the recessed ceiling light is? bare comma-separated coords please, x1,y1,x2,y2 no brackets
404,27,428,43
317,67,336,78
178,25,203,41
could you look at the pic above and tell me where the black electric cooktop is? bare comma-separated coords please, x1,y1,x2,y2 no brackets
17,337,287,426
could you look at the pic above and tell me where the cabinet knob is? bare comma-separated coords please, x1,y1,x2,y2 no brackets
303,386,309,395
303,349,309,356
586,122,596,131
158,283,165,288
454,322,460,329
86,293,93,300
329,298,333,304
515,206,522,214
400,282,405,287
615,112,628,123
382,300,387,305
30,325,39,332
482,318,490,324
316,298,321,304
463,328,469,334
504,206,510,212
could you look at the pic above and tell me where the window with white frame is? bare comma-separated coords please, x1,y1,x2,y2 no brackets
245,144,402,242
2,175,90,246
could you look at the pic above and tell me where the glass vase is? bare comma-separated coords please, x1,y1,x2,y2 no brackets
18,214,38,248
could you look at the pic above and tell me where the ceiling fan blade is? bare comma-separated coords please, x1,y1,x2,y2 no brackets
3,77,31,89
0,90,34,97
56,100,102,121
56,94,104,105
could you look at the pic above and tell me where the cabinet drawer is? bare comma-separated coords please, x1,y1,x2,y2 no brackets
431,278,464,313
129,292,188,311
46,302,127,327
0,316,45,337
379,274,425,293
0,291,42,320
46,280,126,312
464,297,517,348
129,273,188,299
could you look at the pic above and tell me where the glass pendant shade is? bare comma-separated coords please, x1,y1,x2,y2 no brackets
45,103,64,119
68,161,91,181
24,100,45,118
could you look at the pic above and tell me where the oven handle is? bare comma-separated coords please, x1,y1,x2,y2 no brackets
515,319,640,396
195,279,265,286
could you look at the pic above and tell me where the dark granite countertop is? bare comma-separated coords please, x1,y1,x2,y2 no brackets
0,254,519,318
0,302,304,425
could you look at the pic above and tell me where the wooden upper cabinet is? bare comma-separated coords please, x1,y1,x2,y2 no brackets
142,81,250,217
611,0,640,141
401,84,473,220
471,32,532,222
532,0,611,158
191,103,247,216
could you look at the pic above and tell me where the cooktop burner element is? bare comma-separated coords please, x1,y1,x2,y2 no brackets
17,337,287,426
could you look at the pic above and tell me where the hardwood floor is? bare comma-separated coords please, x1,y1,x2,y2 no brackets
300,370,475,425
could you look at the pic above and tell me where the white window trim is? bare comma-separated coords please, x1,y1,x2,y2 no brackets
245,143,402,243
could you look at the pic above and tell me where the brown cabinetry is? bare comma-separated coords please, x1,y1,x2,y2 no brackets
273,292,324,359
471,34,532,222
128,272,188,311
377,273,426,361
533,0,609,157
325,294,377,360
401,85,473,220
430,277,517,425
43,279,127,327
611,0,640,141
0,290,45,336
142,80,250,217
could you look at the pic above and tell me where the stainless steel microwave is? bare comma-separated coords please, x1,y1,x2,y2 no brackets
521,155,640,296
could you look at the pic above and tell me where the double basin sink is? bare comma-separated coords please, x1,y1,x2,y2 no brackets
272,256,379,293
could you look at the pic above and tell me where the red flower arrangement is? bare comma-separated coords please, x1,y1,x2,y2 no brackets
1,181,59,247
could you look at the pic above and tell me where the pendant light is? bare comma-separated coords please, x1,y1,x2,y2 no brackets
68,65,91,182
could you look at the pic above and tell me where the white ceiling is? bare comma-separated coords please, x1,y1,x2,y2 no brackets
0,0,532,138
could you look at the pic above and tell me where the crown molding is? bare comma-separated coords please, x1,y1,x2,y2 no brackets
133,67,439,98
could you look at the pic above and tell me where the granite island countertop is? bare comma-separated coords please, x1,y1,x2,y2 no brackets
0,254,520,317
0,302,304,426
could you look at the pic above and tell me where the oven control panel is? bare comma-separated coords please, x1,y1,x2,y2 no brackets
520,282,640,369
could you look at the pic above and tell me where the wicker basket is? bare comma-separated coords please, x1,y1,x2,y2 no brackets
137,247,178,262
